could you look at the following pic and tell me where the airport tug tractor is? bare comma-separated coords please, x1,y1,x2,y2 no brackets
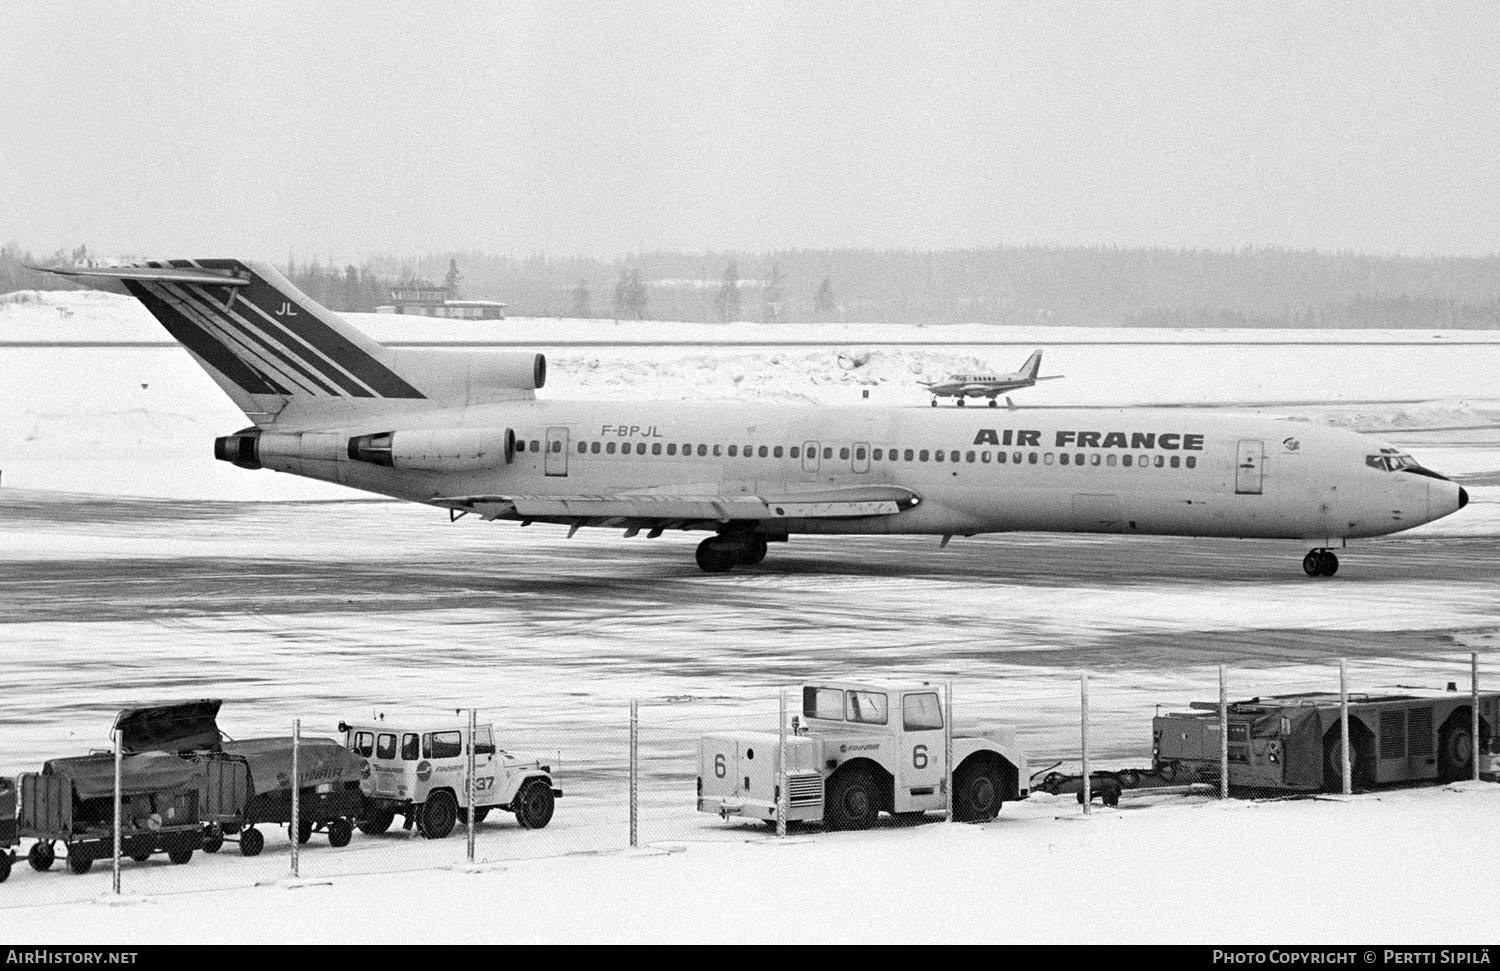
342,719,560,838
698,681,1028,830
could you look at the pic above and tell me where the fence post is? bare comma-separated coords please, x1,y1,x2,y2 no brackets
1473,653,1482,784
777,689,787,838
629,699,638,849
1219,664,1229,800
1339,660,1351,796
944,681,954,822
466,708,476,864
1080,672,1091,815
112,725,122,895
290,718,300,879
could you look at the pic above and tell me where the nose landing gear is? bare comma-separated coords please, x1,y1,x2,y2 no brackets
1302,549,1339,577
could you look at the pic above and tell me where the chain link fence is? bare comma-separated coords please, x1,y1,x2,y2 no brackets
1,653,1493,907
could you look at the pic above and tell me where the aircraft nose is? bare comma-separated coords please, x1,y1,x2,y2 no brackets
1459,486,1469,509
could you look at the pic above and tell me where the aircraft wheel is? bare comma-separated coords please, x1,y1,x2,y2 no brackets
988,399,998,407
1320,551,1339,576
1303,551,1323,577
737,535,768,566
930,399,937,407
956,398,965,407
695,538,737,573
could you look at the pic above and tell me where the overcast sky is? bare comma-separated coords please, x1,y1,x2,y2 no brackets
3,1,1497,262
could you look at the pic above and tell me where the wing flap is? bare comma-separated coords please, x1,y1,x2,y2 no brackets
432,485,918,523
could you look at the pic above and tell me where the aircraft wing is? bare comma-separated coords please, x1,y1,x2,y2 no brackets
431,485,919,524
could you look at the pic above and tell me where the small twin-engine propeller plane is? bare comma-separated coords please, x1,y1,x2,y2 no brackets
918,350,1063,407
48,260,1468,575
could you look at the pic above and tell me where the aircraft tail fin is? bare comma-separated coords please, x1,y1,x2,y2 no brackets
1019,350,1043,380
43,259,434,426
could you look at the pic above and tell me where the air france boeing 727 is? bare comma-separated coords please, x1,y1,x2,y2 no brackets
49,260,1469,575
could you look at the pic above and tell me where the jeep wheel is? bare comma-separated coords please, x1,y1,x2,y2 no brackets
825,771,878,831
418,791,458,839
357,808,394,835
953,761,1004,822
514,780,555,830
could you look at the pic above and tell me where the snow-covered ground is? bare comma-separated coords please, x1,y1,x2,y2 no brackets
2,291,1499,942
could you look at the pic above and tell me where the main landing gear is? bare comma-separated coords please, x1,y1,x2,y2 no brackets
695,535,768,573
1302,549,1339,577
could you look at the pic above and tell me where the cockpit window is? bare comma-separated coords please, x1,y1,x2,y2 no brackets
1367,449,1422,473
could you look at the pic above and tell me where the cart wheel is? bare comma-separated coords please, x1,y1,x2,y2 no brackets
202,826,224,854
1157,761,1178,783
296,818,314,845
0,852,11,883
1117,770,1141,789
327,817,353,848
1101,783,1122,808
28,841,55,872
239,827,264,858
129,851,152,863
67,853,93,875
167,845,193,865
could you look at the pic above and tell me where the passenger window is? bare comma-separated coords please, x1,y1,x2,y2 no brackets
1012,452,1021,464
1108,454,1117,467
1153,455,1164,468
402,733,419,761
903,693,943,731
873,449,883,460
1076,453,1084,465
590,442,600,454
856,447,866,460
966,451,975,463
1122,455,1132,467
652,443,662,455
551,441,561,453
1028,452,1038,464
713,444,722,457
773,446,783,458
667,443,677,456
606,442,617,454
1186,456,1197,469
1170,456,1180,468
430,731,462,759
934,450,944,463
1044,453,1054,465
683,443,692,455
904,449,914,461
759,446,769,458
577,442,587,453
790,446,800,458
376,733,396,760
698,444,708,457
845,690,889,725
981,451,990,463
822,447,832,459
1090,454,1101,466
1060,453,1069,466
728,445,738,456
950,451,959,463
919,450,929,461
840,447,850,460
996,452,1006,464
803,686,843,720
354,732,375,757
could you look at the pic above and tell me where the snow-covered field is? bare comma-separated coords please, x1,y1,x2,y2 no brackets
2,291,1499,943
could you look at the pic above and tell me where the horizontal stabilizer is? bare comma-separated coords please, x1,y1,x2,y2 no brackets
40,265,249,288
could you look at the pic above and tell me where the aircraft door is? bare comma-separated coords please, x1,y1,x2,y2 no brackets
802,441,820,473
545,426,569,477
853,442,870,473
1235,439,1263,495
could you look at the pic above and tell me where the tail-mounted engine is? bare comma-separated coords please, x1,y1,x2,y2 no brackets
347,428,516,472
